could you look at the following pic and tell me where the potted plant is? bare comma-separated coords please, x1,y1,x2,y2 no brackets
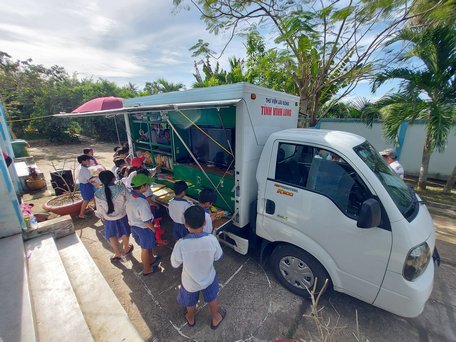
26,166,47,191
43,159,84,218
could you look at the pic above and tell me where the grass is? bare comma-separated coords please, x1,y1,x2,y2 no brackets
404,178,456,207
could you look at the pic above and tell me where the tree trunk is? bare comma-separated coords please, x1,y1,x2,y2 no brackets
443,164,456,193
418,133,432,190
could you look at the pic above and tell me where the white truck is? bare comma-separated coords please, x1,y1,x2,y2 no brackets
59,83,438,317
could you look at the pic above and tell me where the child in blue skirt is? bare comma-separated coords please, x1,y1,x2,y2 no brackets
77,155,99,219
171,206,226,329
168,181,191,240
95,171,133,261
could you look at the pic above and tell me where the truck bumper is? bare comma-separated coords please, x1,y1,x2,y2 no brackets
373,259,434,318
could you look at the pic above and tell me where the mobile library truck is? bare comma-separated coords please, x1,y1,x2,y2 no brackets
58,83,438,318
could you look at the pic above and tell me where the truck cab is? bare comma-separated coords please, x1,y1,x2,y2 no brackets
255,129,435,317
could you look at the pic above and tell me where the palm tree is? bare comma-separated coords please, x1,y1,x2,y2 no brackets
372,26,456,189
143,78,184,95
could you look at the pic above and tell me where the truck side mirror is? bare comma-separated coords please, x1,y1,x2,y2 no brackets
357,198,381,229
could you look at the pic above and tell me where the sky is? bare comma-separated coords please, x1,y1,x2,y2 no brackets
0,0,397,100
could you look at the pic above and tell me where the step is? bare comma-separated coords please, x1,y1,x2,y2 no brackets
0,234,36,342
56,234,143,342
25,234,93,342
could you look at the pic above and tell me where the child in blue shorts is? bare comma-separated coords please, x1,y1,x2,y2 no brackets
126,174,159,276
168,181,191,240
171,206,226,329
77,154,99,219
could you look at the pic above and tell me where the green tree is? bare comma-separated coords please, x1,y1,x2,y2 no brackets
174,0,422,126
142,78,185,95
372,26,456,189
190,40,247,87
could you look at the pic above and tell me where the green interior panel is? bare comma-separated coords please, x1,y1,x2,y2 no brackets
130,106,236,212
173,164,234,211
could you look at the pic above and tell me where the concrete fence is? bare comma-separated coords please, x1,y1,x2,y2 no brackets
316,119,456,180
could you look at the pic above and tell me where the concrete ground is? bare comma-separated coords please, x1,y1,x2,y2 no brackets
27,139,456,342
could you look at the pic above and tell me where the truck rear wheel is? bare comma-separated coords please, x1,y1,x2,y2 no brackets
270,245,330,298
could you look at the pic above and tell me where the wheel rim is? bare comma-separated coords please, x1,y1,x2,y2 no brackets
279,255,315,290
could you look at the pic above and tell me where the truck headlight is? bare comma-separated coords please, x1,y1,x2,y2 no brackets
403,242,431,281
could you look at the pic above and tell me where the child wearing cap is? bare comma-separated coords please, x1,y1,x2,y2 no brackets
95,170,133,261
199,188,217,234
126,173,160,276
171,206,226,329
168,181,192,240
77,154,99,219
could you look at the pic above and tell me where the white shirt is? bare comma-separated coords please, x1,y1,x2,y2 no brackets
203,212,213,234
390,160,404,179
94,184,128,221
125,194,154,228
171,234,223,292
168,198,191,224
77,166,92,184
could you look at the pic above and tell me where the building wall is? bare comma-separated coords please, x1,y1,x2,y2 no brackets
317,119,456,179
0,103,24,237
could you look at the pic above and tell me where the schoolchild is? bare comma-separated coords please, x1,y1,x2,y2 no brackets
112,158,127,178
126,174,159,276
83,148,98,166
168,181,191,240
171,206,226,329
95,171,133,260
77,155,99,219
115,147,130,164
199,188,217,234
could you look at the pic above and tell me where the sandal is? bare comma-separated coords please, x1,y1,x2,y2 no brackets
110,255,122,262
142,266,158,276
210,307,226,330
150,255,161,266
184,311,196,327
125,244,134,255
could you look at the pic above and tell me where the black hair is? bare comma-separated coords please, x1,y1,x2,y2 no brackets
113,146,121,153
99,171,116,214
114,158,126,168
77,154,91,164
115,147,129,156
117,166,128,179
132,184,144,190
136,168,150,177
199,188,217,204
174,181,188,196
122,142,129,149
184,205,205,229
127,166,140,176
83,148,93,155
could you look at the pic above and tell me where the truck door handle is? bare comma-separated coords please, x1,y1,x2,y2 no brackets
266,199,275,215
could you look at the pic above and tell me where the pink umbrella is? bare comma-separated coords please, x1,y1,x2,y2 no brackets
72,96,124,113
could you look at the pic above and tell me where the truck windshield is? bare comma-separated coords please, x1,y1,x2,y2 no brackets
354,142,414,217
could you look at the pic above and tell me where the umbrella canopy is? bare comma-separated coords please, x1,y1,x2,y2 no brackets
72,96,124,113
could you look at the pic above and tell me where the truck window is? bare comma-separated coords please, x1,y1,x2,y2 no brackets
275,142,371,219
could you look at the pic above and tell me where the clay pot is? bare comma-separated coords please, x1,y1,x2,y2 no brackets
43,193,83,218
26,177,46,191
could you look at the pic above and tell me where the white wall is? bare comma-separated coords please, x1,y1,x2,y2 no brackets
318,119,456,179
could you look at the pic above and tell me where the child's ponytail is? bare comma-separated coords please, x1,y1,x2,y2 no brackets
98,171,116,214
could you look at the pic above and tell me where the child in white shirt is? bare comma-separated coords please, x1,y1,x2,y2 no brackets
168,181,191,240
199,188,217,234
171,206,225,329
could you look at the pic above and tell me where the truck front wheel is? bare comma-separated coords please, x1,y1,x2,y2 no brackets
270,245,330,298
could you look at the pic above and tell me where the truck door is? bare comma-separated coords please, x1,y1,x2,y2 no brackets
259,141,392,303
